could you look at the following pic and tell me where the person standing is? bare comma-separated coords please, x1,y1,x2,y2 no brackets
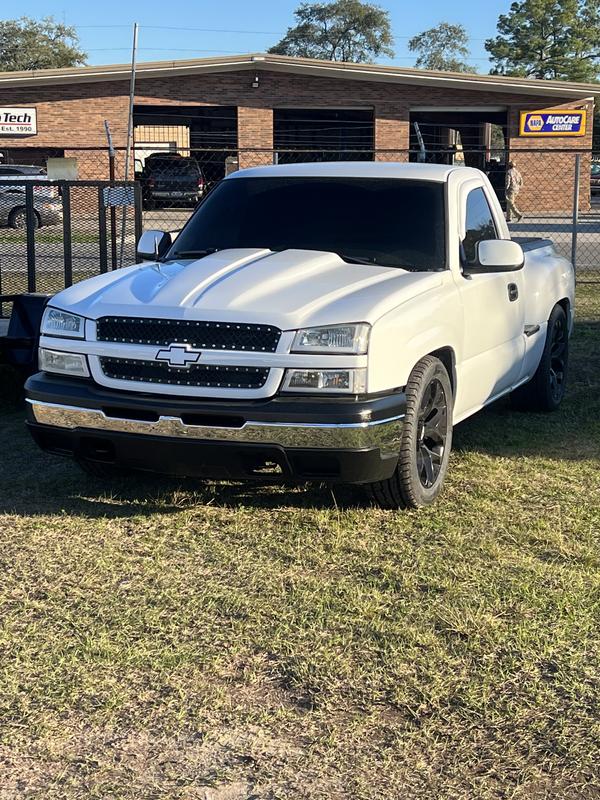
505,161,524,222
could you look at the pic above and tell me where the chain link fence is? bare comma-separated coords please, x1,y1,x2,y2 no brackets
0,145,598,327
0,179,140,319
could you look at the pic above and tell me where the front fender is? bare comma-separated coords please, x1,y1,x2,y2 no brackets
367,281,463,393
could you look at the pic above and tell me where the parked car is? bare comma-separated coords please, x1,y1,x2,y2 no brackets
139,153,205,208
26,162,574,509
591,163,600,195
0,163,58,200
0,188,62,228
0,163,46,178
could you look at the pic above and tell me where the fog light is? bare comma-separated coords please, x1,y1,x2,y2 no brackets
39,348,90,377
282,368,367,394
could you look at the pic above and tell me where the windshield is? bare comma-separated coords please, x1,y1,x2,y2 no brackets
167,176,446,270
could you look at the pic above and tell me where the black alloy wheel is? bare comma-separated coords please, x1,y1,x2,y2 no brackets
367,355,453,509
549,309,568,405
416,377,449,489
511,303,569,412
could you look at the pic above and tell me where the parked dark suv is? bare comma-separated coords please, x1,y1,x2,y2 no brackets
139,153,205,208
591,163,600,196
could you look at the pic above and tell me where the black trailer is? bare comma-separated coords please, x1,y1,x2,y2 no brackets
0,178,141,376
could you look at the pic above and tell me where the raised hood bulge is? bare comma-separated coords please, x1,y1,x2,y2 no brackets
53,248,442,330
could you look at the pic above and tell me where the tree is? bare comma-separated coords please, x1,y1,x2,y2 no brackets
268,0,394,63
485,0,600,81
408,22,475,73
0,16,86,72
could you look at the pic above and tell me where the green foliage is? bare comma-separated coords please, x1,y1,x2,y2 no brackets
485,0,600,81
268,0,394,62
0,16,86,72
408,22,476,73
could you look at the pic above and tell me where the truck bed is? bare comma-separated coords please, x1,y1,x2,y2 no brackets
513,237,555,253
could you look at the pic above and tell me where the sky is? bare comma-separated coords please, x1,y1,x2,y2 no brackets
11,0,510,71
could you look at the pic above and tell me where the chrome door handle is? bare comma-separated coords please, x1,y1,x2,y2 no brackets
508,283,519,302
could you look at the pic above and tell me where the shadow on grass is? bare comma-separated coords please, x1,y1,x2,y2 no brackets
454,321,600,461
0,406,348,518
0,325,598,519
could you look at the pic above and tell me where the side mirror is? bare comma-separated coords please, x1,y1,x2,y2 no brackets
137,229,172,262
464,239,524,274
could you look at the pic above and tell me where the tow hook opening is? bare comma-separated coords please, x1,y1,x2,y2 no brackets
243,452,285,476
79,437,116,463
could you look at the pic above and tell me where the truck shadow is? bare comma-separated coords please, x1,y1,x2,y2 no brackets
0,394,597,520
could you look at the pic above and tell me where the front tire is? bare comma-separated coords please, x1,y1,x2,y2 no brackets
8,207,41,229
367,356,453,510
511,304,569,412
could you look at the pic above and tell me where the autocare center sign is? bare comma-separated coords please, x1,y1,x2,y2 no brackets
520,109,586,137
0,107,37,135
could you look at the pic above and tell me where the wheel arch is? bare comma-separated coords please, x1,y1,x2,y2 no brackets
556,296,571,323
428,346,457,395
8,205,41,228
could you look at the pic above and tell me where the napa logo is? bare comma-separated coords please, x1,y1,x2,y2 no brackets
526,114,544,132
520,109,586,137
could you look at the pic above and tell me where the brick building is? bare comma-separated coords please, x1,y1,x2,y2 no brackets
0,53,597,211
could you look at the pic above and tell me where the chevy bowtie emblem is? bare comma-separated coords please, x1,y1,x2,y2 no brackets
156,343,202,369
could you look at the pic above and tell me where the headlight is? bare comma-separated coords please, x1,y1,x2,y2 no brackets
39,348,90,377
282,368,367,394
41,307,86,339
291,323,370,354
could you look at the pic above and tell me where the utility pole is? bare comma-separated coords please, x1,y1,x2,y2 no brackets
119,22,138,268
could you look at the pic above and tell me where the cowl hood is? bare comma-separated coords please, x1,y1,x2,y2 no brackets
53,248,442,330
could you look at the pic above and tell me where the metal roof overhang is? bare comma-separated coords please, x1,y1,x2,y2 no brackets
0,53,597,100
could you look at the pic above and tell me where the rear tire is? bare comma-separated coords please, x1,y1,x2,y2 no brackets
367,356,453,510
511,304,569,412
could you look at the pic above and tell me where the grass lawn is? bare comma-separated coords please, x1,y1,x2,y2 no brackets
0,295,599,798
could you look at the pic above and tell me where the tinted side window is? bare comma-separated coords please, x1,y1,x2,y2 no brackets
0,167,19,175
463,188,497,263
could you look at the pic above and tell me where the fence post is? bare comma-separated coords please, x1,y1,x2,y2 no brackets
571,153,581,276
25,182,36,293
98,186,108,274
104,121,118,270
134,182,143,262
62,184,73,288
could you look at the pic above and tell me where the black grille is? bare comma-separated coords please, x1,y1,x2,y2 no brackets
96,317,281,353
99,357,269,389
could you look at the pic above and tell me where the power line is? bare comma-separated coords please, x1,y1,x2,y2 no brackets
85,47,492,61
86,47,252,53
69,22,492,44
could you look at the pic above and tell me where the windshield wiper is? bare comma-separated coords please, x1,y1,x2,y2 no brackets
338,253,422,271
169,247,220,260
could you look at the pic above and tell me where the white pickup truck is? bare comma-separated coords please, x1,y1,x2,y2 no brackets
25,163,574,509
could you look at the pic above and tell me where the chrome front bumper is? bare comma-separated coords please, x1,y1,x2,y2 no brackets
27,399,404,455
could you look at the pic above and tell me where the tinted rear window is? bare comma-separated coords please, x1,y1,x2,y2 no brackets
147,159,200,175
